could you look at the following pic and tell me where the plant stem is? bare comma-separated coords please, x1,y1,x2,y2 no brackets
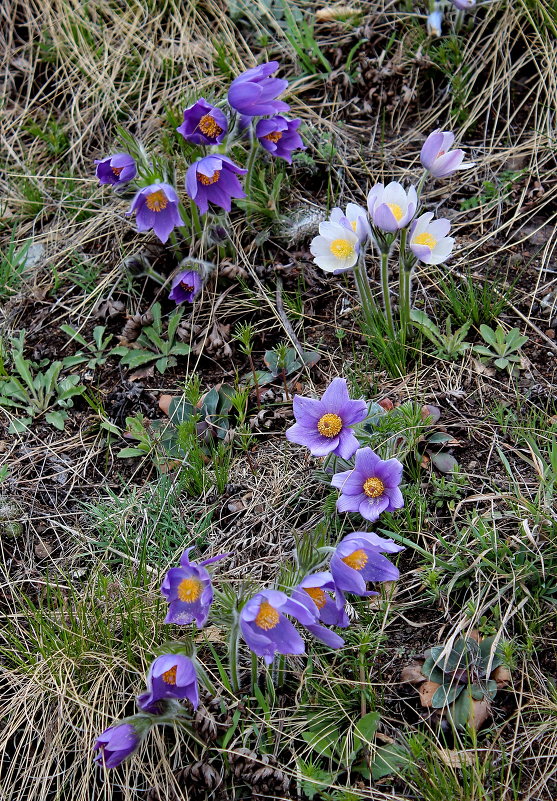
398,227,409,344
380,251,396,338
244,128,259,222
250,651,259,697
416,170,429,204
228,616,241,694
352,253,377,337
248,353,262,409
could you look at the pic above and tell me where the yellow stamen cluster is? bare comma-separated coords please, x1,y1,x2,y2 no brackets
145,190,168,212
162,666,177,685
363,477,385,498
197,171,220,185
255,600,280,630
304,587,327,609
342,548,368,571
177,577,203,603
329,238,355,259
198,113,223,139
386,203,404,222
413,232,437,249
317,413,343,438
350,220,358,232
263,130,283,143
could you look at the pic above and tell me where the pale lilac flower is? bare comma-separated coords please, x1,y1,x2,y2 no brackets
162,548,229,627
310,221,359,274
168,269,202,304
94,719,145,768
420,130,476,177
286,377,367,460
330,203,371,244
176,98,228,145
240,589,315,664
409,212,455,265
127,183,184,243
367,182,417,233
137,653,199,714
95,153,137,186
330,531,404,598
186,154,247,215
228,61,289,116
427,9,443,36
332,447,404,521
452,0,476,9
255,116,305,163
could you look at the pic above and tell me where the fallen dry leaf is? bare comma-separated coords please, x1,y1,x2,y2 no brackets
419,680,441,707
401,662,427,685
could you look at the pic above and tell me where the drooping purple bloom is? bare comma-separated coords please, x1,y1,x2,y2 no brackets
162,548,229,627
292,571,348,647
330,531,404,599
332,447,404,521
186,155,247,215
367,182,417,233
95,153,137,186
176,98,228,145
169,269,203,305
228,61,290,116
255,116,305,163
286,377,367,460
137,653,199,714
93,719,144,769
127,183,184,244
420,130,476,177
240,588,315,664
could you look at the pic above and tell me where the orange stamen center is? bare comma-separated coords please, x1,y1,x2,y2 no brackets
342,548,368,571
198,113,223,139
304,587,327,609
255,600,280,631
145,190,168,212
111,166,124,176
363,477,385,498
177,577,203,603
197,170,220,185
162,666,177,685
263,130,283,143
317,413,343,438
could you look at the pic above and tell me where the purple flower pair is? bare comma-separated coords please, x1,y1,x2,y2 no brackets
331,531,404,599
161,548,229,627
332,447,404,522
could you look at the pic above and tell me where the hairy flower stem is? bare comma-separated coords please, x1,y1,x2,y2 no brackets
250,651,259,696
352,253,377,337
228,617,241,694
380,251,396,338
398,227,410,344
244,130,259,223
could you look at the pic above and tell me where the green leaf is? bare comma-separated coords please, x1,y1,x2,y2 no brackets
119,350,157,369
429,451,458,473
431,683,465,708
494,357,510,370
353,711,380,745
117,447,147,458
8,417,32,434
301,727,339,758
171,342,191,356
371,743,409,780
427,432,455,444
450,687,474,729
155,356,174,374
60,324,88,348
45,410,67,430
168,398,195,424
166,309,183,343
479,325,497,346
420,656,445,684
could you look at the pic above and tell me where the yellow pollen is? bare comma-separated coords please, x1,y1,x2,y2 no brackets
317,413,343,438
177,577,203,603
255,600,280,631
342,548,368,571
162,666,177,685
413,232,437,249
197,113,223,139
386,203,404,222
363,477,385,498
350,220,358,231
111,166,123,176
180,281,194,292
264,130,283,143
197,170,220,185
304,587,327,609
145,190,168,212
329,238,355,259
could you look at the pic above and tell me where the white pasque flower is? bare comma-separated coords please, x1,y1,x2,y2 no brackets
329,203,371,244
310,220,359,273
367,181,418,233
409,212,455,265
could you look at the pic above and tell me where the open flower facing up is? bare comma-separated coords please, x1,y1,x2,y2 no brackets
162,548,228,627
286,377,367,460
331,531,404,598
168,269,203,305
367,182,417,233
420,129,476,177
240,589,315,664
332,446,404,521
310,221,360,274
293,571,350,638
95,153,137,186
255,116,305,163
228,60,289,116
329,203,371,244
127,183,184,244
137,654,199,714
176,98,228,145
409,212,455,265
186,155,247,215
94,719,145,769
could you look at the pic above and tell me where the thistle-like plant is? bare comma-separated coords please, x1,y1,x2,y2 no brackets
473,325,528,375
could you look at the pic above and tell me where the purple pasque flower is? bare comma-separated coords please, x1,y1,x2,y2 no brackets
228,60,290,117
427,9,443,37
292,571,349,647
330,203,371,244
451,0,476,8
137,653,199,714
176,98,228,145
409,212,455,265
240,588,315,664
255,116,305,163
127,183,184,244
162,548,228,627
93,719,145,769
331,531,404,598
169,269,202,304
332,447,404,522
286,377,367,460
420,129,476,177
95,153,137,186
186,155,247,215
367,182,418,233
